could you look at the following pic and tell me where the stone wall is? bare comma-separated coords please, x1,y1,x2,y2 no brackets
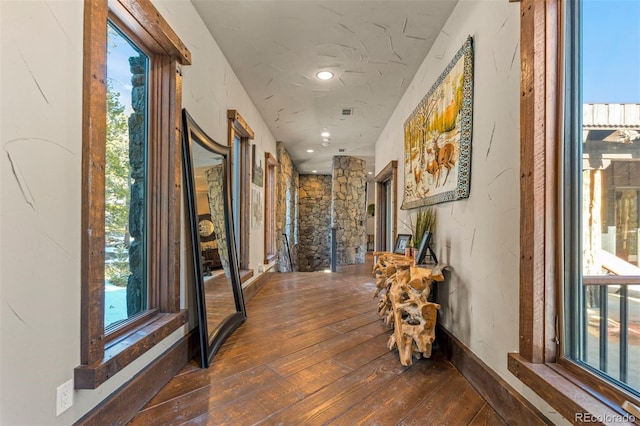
273,149,366,271
127,55,147,316
298,174,332,271
276,142,299,272
331,156,367,265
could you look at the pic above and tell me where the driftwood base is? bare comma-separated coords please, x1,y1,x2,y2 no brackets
373,251,445,366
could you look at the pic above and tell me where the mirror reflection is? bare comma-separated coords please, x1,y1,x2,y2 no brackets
182,109,246,368
191,143,237,335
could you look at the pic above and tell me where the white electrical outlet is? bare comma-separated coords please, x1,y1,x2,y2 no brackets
56,379,73,416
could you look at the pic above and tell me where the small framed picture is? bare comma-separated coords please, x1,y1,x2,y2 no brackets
415,231,438,264
252,144,264,187
393,234,412,254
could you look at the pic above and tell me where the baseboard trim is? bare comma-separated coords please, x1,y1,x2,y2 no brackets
242,271,272,302
75,330,198,425
436,325,553,425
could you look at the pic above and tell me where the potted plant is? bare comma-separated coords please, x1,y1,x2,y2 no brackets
414,207,436,243
404,207,436,259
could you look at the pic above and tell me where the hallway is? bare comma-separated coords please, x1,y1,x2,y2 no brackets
129,257,506,425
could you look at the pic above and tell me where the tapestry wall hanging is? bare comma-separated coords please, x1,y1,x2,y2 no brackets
401,36,474,209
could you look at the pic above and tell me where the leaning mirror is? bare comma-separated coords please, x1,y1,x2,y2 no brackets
181,109,246,368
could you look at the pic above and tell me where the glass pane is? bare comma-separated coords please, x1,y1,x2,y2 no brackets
584,284,601,370
233,135,241,255
191,142,238,336
105,22,149,330
575,0,640,393
630,290,640,389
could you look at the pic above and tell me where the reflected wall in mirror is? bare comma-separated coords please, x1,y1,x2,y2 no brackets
181,109,246,368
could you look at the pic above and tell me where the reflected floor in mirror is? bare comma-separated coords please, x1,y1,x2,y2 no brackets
203,270,236,328
129,254,506,425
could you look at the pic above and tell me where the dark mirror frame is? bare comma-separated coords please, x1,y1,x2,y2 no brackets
181,108,247,368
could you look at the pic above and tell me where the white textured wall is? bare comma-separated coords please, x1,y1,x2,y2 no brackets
374,0,566,423
0,0,276,424
154,0,278,276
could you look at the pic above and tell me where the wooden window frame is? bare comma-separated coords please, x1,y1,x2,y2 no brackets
227,110,254,271
375,160,398,252
264,152,278,264
75,0,190,390
507,0,640,421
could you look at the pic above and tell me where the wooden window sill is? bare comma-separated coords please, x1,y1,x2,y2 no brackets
508,353,638,424
74,310,187,389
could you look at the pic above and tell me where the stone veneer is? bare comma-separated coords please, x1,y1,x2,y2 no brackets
298,174,332,271
331,156,367,265
276,142,299,272
206,165,230,276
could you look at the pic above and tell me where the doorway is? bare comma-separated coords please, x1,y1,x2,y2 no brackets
375,161,398,252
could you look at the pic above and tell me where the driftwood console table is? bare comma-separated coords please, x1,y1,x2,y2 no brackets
373,252,446,366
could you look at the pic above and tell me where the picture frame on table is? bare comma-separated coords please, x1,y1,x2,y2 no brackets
415,231,438,264
393,234,412,254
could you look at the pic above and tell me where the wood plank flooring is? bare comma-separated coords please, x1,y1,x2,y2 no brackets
129,256,506,425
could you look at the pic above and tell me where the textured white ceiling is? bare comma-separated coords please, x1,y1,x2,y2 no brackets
192,0,458,175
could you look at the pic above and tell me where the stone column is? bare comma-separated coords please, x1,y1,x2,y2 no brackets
331,156,367,265
276,142,299,272
126,55,146,316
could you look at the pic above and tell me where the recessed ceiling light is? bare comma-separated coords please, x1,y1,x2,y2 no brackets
312,170,317,173
321,131,330,138
316,71,334,80
368,171,373,175
307,149,314,153
322,142,330,147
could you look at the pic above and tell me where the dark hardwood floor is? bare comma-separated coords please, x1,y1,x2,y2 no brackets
129,255,506,425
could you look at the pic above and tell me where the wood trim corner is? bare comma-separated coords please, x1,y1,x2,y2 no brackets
518,0,560,364
75,311,188,389
227,110,255,139
82,0,109,365
507,353,634,425
74,329,197,425
165,59,183,313
112,0,191,65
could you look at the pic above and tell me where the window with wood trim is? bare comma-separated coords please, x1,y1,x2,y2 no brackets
227,110,254,270
509,0,640,421
105,19,149,331
264,152,278,264
563,0,640,400
76,0,190,390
